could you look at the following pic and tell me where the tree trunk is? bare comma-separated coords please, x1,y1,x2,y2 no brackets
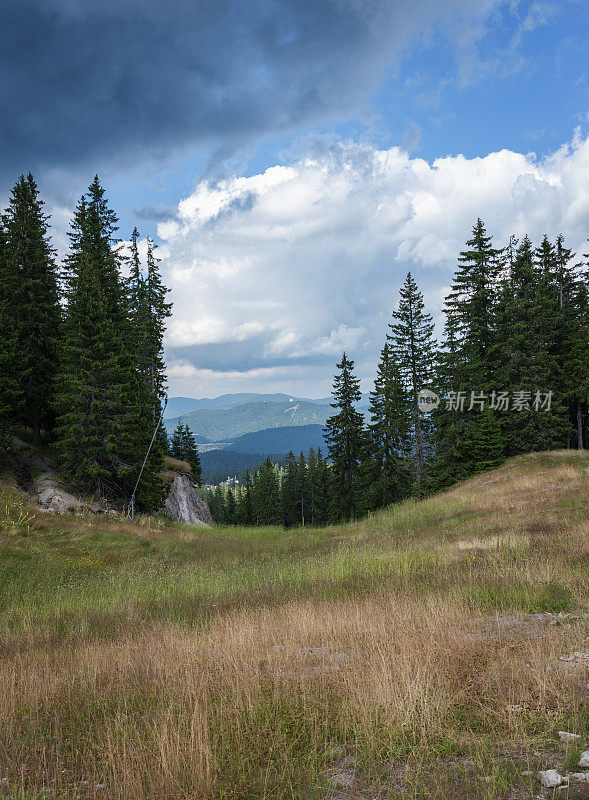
32,421,41,447
577,401,584,450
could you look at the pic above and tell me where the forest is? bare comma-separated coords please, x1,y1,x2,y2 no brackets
0,174,172,511
206,221,589,527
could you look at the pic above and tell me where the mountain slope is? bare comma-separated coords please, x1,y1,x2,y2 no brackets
226,424,327,454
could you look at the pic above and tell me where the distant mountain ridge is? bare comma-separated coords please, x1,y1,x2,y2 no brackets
164,393,331,419
164,392,370,422
165,400,332,443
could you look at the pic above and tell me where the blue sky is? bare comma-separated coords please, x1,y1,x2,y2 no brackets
1,0,588,397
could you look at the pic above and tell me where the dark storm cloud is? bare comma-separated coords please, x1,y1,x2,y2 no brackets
0,0,494,183
167,340,336,374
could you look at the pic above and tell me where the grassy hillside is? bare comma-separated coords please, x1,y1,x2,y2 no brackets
165,399,332,442
0,451,587,799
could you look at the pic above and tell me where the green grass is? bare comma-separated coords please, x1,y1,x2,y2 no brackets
1,450,587,643
0,450,587,799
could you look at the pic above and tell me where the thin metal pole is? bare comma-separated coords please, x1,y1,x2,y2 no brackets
130,398,168,520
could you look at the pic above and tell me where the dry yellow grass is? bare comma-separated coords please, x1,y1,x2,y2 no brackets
0,450,587,799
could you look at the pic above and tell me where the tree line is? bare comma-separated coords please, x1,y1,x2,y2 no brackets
207,220,588,526
204,448,331,527
0,174,172,511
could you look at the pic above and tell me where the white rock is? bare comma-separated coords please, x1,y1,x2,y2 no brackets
330,770,354,787
579,751,589,769
538,770,563,788
559,731,581,743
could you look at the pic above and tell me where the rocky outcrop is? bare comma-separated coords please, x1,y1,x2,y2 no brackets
10,437,102,515
164,474,213,526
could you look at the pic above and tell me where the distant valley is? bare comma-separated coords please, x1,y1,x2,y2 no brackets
164,394,345,482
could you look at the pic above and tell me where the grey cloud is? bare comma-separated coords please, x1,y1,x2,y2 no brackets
134,204,177,223
167,340,338,375
0,0,498,185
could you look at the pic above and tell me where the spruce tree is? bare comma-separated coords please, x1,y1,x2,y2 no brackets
251,458,281,525
445,219,503,389
225,488,237,524
432,220,506,483
54,177,161,504
170,423,184,459
4,174,60,445
238,470,254,525
124,227,171,507
494,236,570,455
146,237,172,408
297,451,307,525
324,353,366,522
211,485,226,524
0,222,20,446
551,235,589,449
182,425,202,486
387,273,436,490
314,448,331,525
169,422,202,484
281,451,299,527
362,342,412,510
430,314,472,488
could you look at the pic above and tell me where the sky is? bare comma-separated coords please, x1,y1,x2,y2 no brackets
1,0,588,398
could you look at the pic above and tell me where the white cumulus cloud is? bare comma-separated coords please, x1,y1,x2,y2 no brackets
158,132,589,397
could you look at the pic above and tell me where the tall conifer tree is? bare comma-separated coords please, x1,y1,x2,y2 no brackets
445,219,502,389
432,220,506,481
362,342,412,510
281,451,299,527
4,174,60,445
324,353,365,522
0,222,20,445
251,458,281,525
494,235,570,455
387,273,435,490
55,178,141,500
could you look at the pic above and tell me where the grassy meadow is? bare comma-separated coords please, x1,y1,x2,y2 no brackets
0,450,587,799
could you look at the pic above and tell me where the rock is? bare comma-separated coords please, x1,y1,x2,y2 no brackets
36,472,102,515
568,773,589,782
329,770,354,787
538,770,563,788
559,731,582,743
579,752,589,769
559,651,589,671
164,474,213,526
